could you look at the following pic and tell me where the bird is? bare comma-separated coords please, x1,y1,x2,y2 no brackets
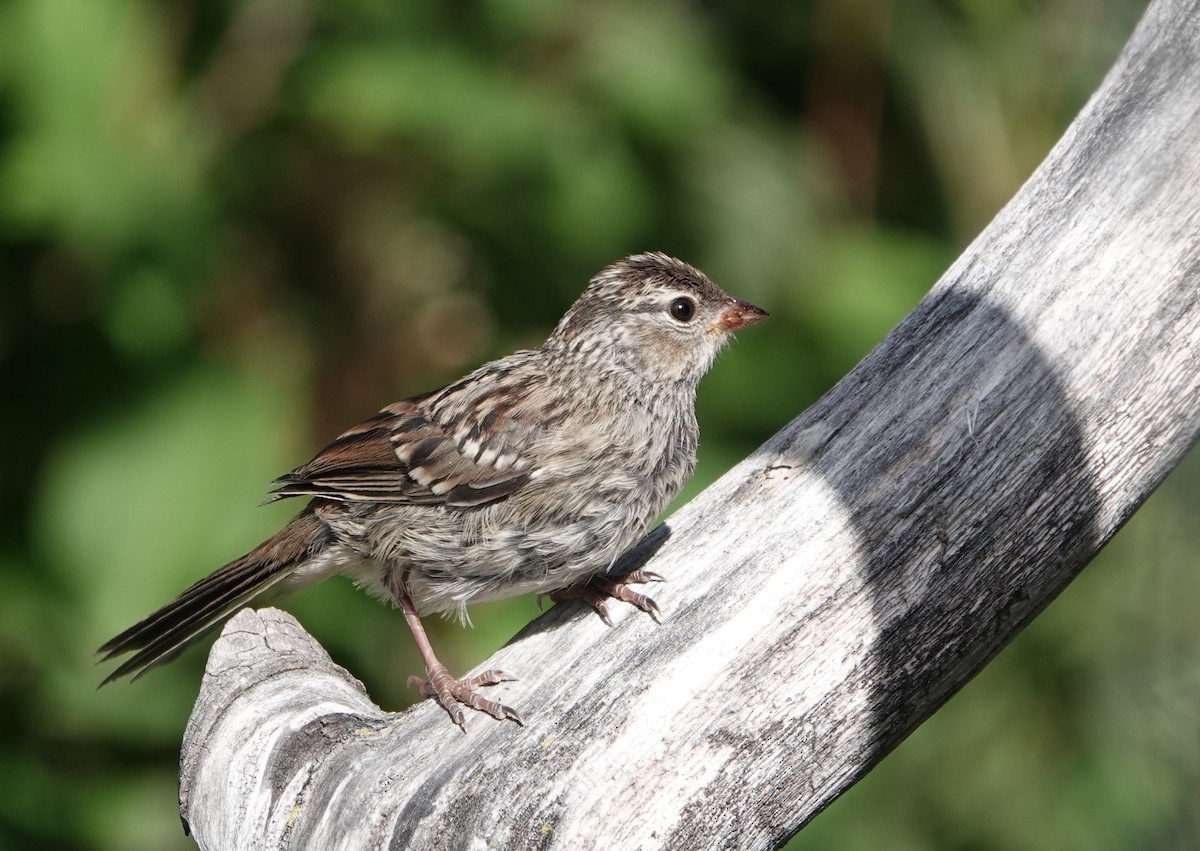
97,252,767,729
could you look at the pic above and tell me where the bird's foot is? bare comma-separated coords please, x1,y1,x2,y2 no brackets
543,568,664,626
408,665,524,731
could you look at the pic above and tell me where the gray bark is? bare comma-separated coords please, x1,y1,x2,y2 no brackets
179,1,1200,848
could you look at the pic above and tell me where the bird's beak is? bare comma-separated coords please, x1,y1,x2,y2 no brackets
713,297,769,332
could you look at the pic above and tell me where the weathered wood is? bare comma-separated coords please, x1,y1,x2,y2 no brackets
179,1,1200,848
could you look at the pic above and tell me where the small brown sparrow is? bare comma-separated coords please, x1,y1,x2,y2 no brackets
98,253,767,728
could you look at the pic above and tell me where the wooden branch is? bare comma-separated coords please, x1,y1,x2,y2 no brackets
179,1,1200,847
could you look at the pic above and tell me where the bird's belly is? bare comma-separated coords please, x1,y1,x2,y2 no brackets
334,487,656,617
407,507,645,615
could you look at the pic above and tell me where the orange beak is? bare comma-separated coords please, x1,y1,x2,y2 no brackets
714,297,769,332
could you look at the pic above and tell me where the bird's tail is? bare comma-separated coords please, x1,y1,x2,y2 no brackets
97,508,334,685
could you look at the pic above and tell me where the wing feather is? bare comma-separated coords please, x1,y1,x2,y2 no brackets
267,394,538,509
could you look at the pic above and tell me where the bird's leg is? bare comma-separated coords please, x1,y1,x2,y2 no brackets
544,568,664,627
393,587,523,730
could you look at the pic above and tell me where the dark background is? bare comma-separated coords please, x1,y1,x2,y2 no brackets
3,0,1196,848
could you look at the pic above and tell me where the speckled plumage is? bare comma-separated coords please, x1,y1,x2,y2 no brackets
99,252,766,727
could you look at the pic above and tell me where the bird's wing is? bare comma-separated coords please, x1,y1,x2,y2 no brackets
267,394,539,509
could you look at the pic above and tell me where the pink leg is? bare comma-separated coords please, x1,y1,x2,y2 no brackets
395,587,523,730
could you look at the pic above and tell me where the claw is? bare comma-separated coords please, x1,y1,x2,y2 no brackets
604,585,661,622
592,598,614,627
547,569,664,625
409,664,523,730
621,569,665,584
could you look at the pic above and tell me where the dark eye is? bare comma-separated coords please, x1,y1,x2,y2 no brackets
668,297,696,323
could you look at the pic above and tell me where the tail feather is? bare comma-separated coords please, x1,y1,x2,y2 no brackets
97,509,334,684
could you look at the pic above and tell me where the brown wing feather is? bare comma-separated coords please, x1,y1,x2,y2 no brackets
267,398,535,508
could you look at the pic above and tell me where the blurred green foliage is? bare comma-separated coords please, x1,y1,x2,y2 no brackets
1,0,1194,848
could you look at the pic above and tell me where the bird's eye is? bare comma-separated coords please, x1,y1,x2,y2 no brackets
668,297,696,323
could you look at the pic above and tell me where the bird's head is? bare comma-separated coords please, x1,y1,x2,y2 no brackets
545,252,767,386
